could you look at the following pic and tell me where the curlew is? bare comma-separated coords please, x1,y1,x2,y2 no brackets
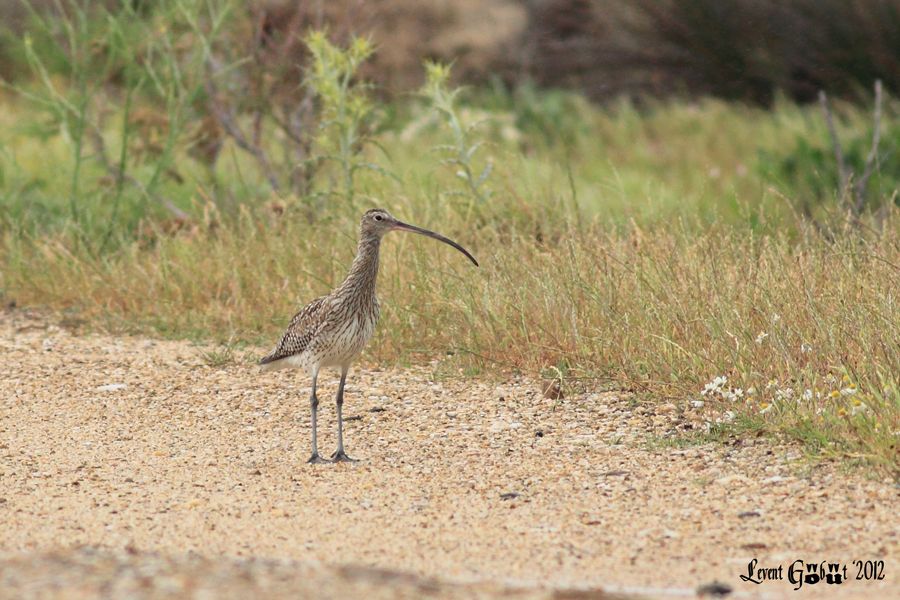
260,208,478,463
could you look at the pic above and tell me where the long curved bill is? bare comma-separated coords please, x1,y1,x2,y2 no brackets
392,221,479,267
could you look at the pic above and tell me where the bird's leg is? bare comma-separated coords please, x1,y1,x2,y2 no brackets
331,367,357,462
307,369,329,464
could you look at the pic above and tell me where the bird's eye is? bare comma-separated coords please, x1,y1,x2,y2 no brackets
374,215,383,221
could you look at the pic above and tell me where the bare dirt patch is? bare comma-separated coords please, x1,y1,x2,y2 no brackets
1,311,896,599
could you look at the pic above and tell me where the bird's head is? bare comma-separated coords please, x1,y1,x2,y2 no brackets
360,208,478,266
360,208,398,237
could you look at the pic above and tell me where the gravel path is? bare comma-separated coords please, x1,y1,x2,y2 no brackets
1,311,896,599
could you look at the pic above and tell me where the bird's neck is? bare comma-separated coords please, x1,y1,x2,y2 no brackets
338,234,381,298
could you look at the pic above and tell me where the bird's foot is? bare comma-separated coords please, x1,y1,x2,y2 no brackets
331,449,358,463
307,453,331,464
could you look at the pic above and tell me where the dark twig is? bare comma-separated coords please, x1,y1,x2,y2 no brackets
818,90,849,203
854,79,883,214
87,126,188,221
270,109,308,146
283,97,316,195
204,57,282,193
818,81,887,225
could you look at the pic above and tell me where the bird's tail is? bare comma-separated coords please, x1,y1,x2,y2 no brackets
258,352,299,372
258,353,282,372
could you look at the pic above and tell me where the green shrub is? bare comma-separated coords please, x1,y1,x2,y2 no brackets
304,31,387,208
420,61,493,215
758,98,899,219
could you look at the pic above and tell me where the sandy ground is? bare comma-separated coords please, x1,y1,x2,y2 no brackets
1,310,897,599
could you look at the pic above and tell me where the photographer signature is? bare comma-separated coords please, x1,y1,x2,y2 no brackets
741,558,885,591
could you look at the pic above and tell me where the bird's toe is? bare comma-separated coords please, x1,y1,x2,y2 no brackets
307,453,331,464
331,450,359,463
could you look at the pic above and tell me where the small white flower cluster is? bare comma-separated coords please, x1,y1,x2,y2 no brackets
724,387,744,402
701,375,727,395
764,379,802,404
700,375,744,402
774,387,794,402
698,371,872,421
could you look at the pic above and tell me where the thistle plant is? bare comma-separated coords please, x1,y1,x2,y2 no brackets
421,61,492,212
304,32,388,207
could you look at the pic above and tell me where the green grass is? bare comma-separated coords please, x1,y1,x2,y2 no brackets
644,417,762,451
0,7,898,476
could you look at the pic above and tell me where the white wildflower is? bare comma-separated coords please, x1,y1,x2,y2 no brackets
701,376,727,396
721,387,745,402
775,387,795,401
755,332,769,344
772,313,781,323
801,343,812,354
802,389,813,401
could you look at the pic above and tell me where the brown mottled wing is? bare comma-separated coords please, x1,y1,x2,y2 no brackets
259,296,328,365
